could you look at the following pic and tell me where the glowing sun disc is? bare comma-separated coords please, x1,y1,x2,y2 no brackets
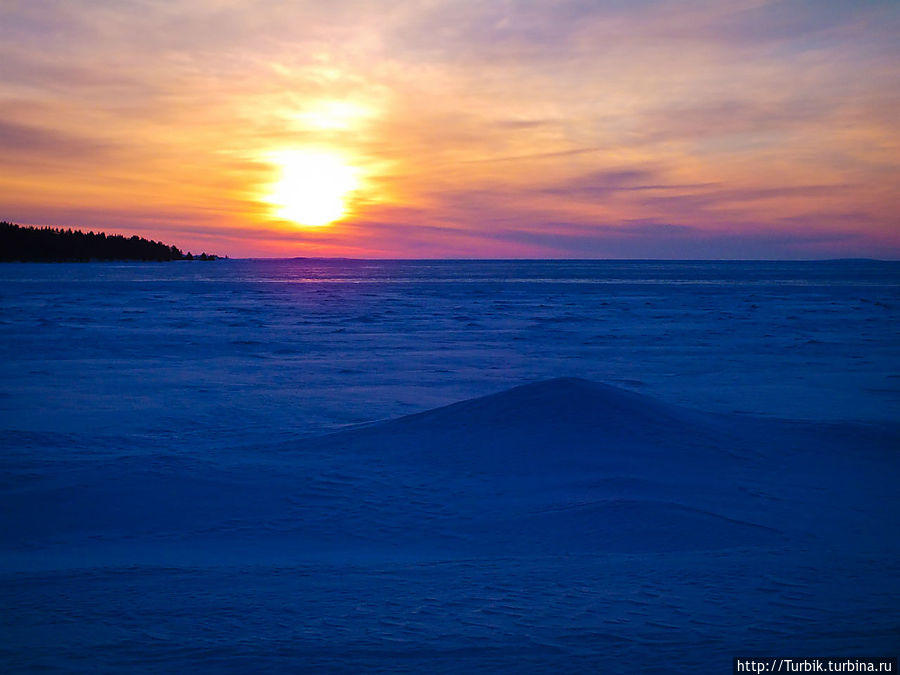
267,150,359,227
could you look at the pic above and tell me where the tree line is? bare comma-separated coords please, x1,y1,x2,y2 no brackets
0,221,219,262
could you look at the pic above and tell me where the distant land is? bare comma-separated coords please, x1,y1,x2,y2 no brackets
0,221,220,262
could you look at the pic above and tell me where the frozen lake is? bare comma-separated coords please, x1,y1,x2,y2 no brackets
2,259,898,442
1,260,898,672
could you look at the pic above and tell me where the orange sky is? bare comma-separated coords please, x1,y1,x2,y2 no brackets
1,1,899,258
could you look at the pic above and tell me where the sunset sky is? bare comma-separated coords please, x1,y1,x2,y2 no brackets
2,1,898,258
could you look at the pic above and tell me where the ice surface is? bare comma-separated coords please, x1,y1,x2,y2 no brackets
1,260,898,672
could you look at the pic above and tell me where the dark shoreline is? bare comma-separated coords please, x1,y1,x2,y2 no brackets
0,221,220,262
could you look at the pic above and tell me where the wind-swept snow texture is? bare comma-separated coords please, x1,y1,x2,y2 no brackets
1,260,898,673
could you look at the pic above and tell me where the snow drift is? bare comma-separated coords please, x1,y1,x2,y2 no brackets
3,378,895,567
3,377,899,673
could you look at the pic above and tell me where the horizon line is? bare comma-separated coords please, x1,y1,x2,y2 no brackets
227,256,899,263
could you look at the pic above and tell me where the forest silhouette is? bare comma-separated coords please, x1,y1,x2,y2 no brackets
0,221,217,262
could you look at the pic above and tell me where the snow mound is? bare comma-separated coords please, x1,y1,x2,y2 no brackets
314,376,746,476
3,378,896,569
398,377,694,429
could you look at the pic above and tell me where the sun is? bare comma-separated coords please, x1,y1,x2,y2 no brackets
266,150,359,227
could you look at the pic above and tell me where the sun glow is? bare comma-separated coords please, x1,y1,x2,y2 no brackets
266,150,360,227
295,101,374,131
